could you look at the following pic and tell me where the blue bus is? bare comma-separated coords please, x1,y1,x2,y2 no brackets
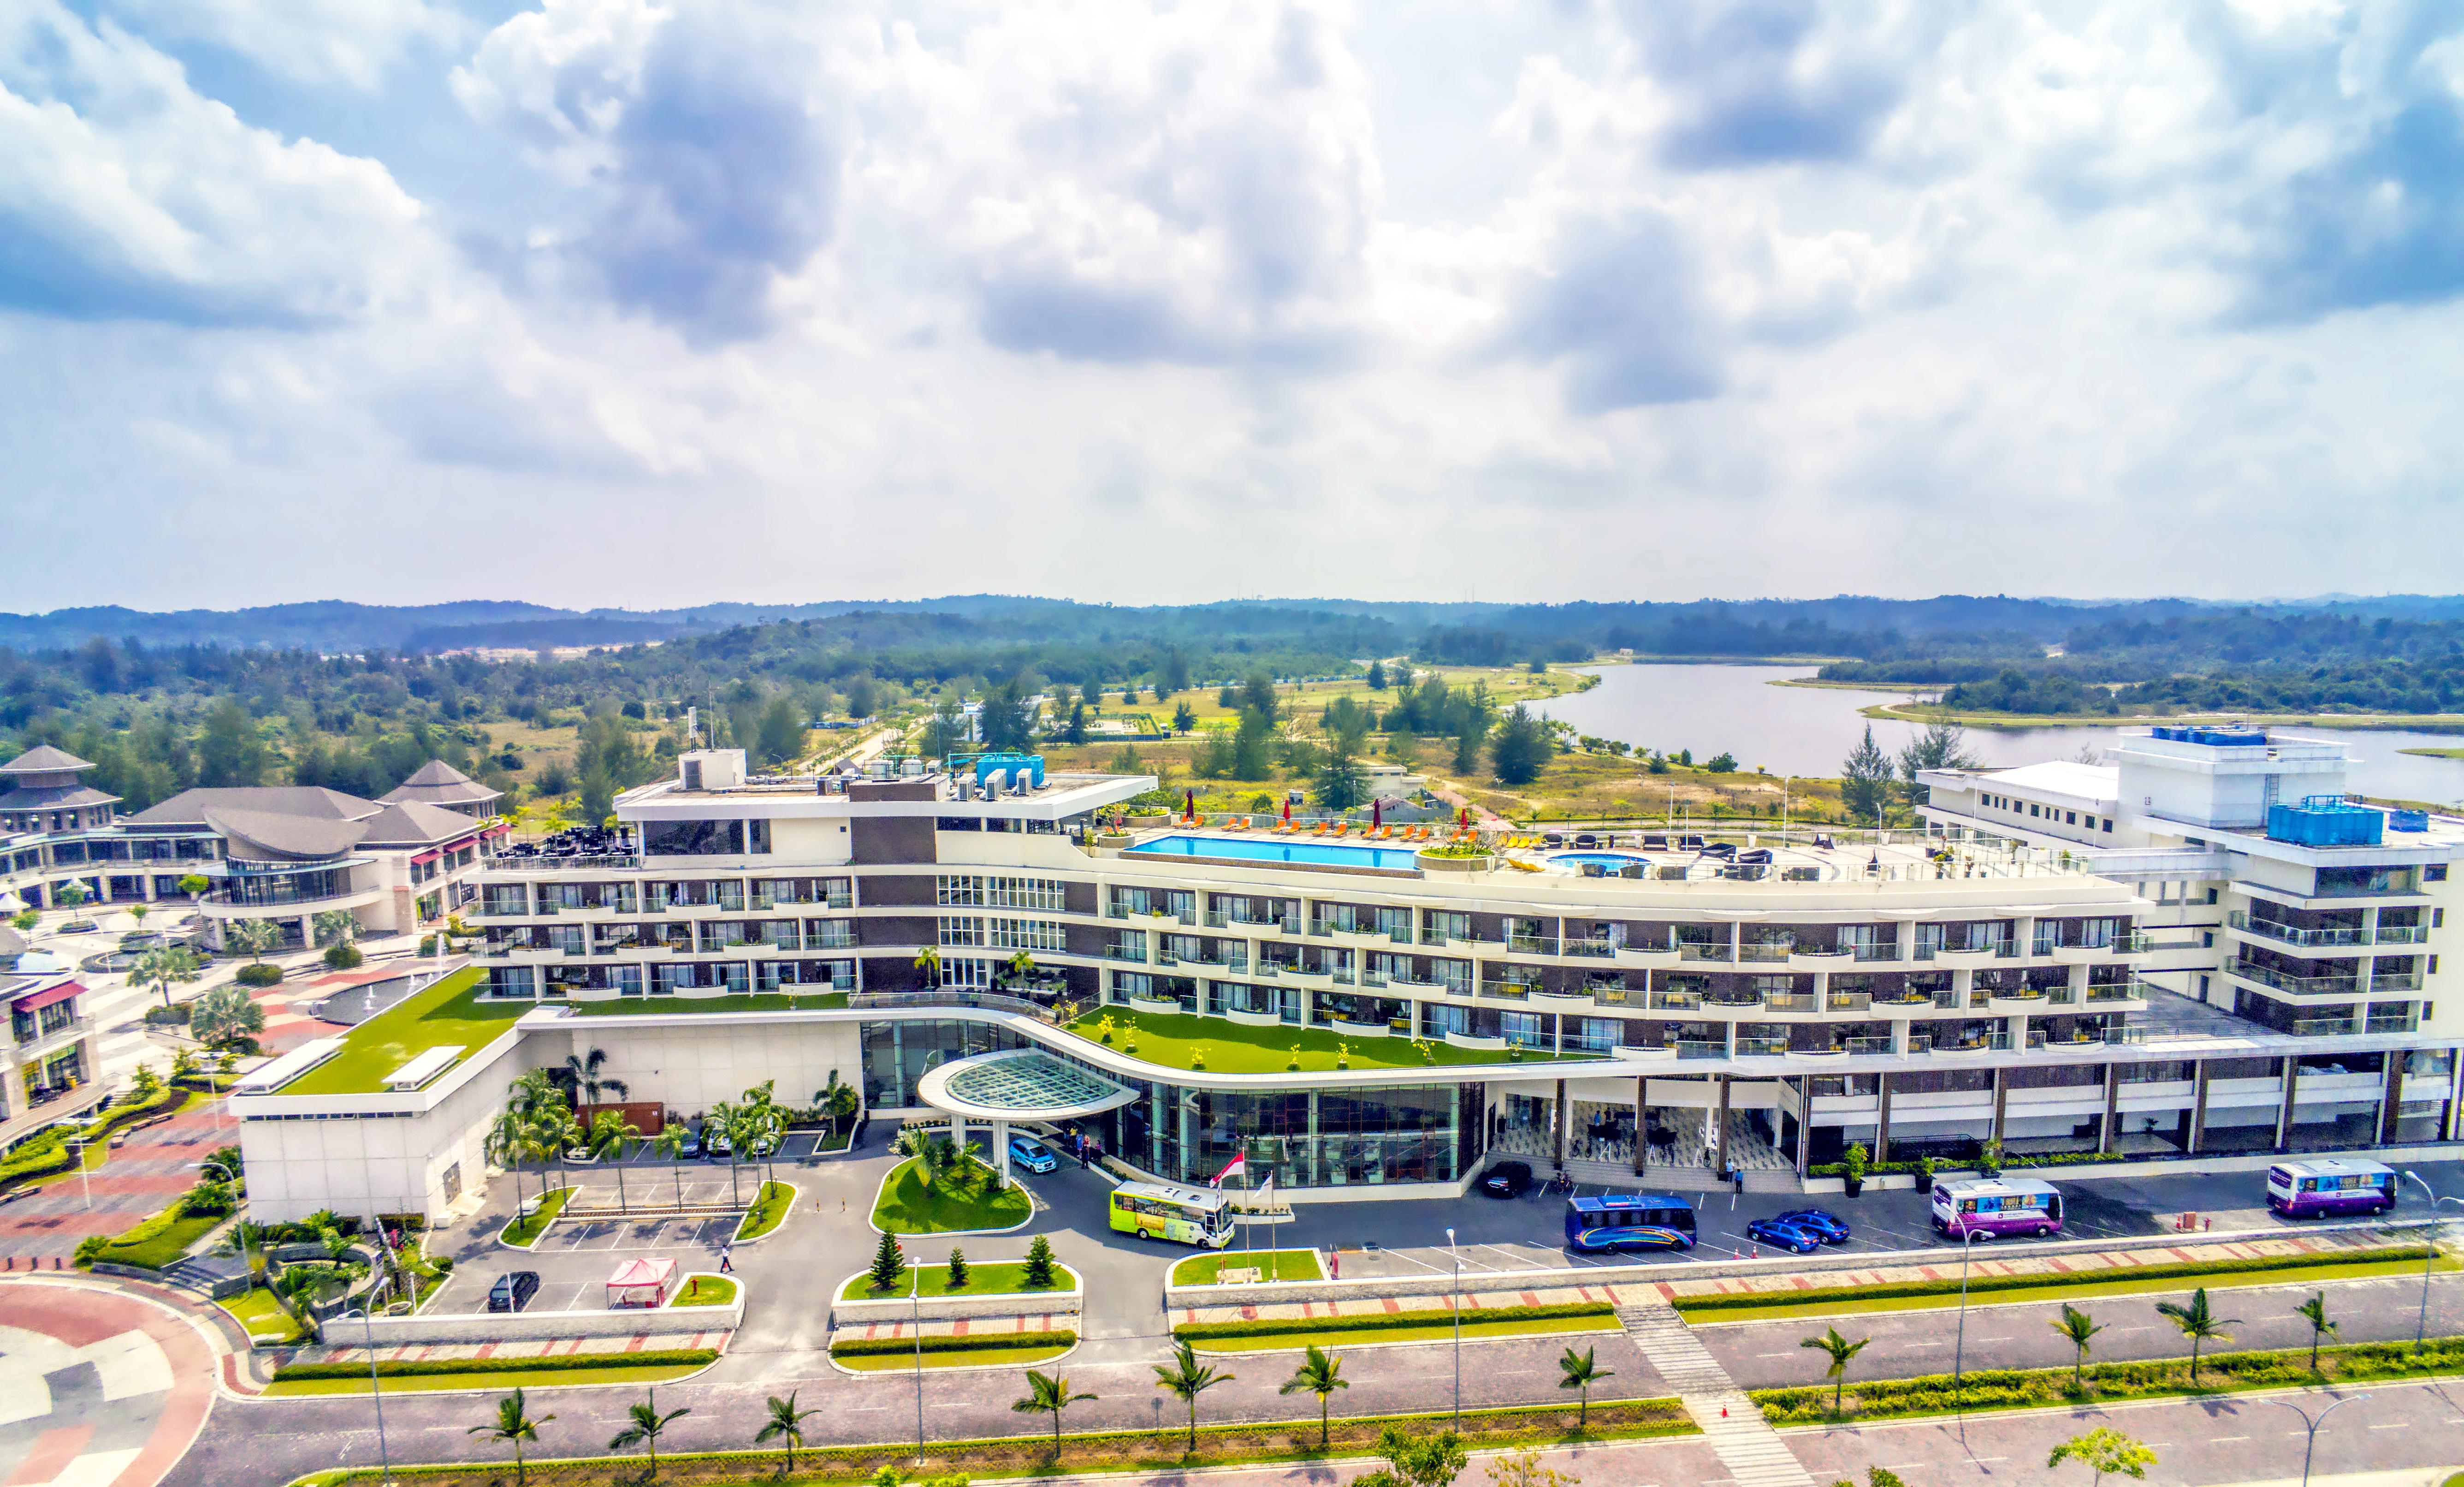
1564,1193,1698,1253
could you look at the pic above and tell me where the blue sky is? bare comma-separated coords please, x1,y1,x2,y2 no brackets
4,0,2462,611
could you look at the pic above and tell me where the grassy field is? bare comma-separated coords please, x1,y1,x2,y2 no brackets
1171,1249,1325,1286
2401,746,2464,761
1679,1253,2463,1324
836,1260,1079,1302
266,1362,705,1397
89,1211,221,1271
500,1186,573,1247
218,1285,306,1344
834,1341,1075,1372
1452,748,1853,827
1861,698,2464,732
1061,1008,1602,1075
671,1275,737,1307
872,1158,1033,1234
570,992,849,1017
1191,1314,1618,1354
282,966,521,1096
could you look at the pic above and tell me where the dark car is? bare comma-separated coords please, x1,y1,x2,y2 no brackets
677,1127,705,1159
1480,1160,1534,1199
1744,1217,1824,1255
487,1271,540,1313
1775,1207,1851,1243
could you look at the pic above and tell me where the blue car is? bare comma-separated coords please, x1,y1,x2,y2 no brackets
1744,1217,1825,1255
1775,1208,1851,1243
1007,1134,1058,1174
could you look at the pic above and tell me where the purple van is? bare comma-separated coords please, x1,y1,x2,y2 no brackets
2268,1160,2394,1218
1931,1177,2064,1239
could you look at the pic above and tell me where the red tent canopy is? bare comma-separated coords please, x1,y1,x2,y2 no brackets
607,1257,676,1309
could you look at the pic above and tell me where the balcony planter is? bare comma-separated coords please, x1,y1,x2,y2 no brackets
1530,991,1593,1010
1094,833,1134,849
1613,1044,1676,1061
1614,946,1681,969
566,986,621,1003
1326,1017,1389,1037
1125,996,1182,1017
675,985,735,999
1788,950,1852,971
1934,947,2000,967
1783,1047,1849,1061
1223,1007,1282,1029
1443,1030,1508,1051
1416,850,1491,874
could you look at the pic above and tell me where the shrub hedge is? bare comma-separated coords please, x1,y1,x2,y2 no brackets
1674,1246,2434,1315
1,1088,189,1190
830,1330,1077,1358
236,964,284,987
1174,1301,1616,1341
1809,1150,2149,1178
1753,1334,2464,1425
277,1348,719,1382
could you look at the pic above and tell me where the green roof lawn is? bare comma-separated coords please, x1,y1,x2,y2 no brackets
571,991,849,1017
282,966,527,1095
1060,1009,1604,1075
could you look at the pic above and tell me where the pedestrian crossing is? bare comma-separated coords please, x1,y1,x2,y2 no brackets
1617,1302,1817,1487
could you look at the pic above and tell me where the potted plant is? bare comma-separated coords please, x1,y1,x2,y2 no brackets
1842,1142,1868,1198
1917,1154,1938,1197
1979,1138,2004,1178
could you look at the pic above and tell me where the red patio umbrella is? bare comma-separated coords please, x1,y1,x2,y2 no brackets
1281,799,1292,823
1372,797,1383,828
1185,788,1197,821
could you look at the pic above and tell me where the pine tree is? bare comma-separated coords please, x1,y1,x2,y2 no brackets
946,1247,970,1289
1488,705,1550,786
1023,1235,1058,1288
1367,660,1386,690
867,1231,905,1294
1316,741,1367,813
1841,725,1895,822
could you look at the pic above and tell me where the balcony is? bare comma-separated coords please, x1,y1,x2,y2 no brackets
1852,943,1902,963
1615,944,1682,969
1673,1040,1727,1060
1704,989,1765,1009
1649,990,1703,1012
1102,945,1148,964
1846,1035,1894,1055
1789,948,1850,970
1735,1035,1788,1057
1764,993,1818,1012
2290,1017,2358,1036
1679,943,1733,963
1826,990,1874,1013
2086,983,2145,1005
2370,971,2426,992
1560,939,1617,959
2366,1011,2419,1034
1509,934,1559,956
2227,911,2369,950
1477,979,1533,1001
2229,961,2359,997
1737,943,1792,964
1932,942,2010,966
2375,924,2430,945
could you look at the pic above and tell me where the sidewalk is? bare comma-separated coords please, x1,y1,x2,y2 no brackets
826,1313,1075,1343
280,1328,734,1367
1173,1227,2407,1327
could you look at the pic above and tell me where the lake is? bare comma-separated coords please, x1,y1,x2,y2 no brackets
1531,663,2464,809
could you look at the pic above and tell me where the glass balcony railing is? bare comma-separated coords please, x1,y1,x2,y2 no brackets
1674,1040,1727,1059
1735,1036,1788,1056
2230,961,2359,996
1845,1036,1893,1055
1765,993,1818,1012
1737,943,1791,963
1678,943,1732,962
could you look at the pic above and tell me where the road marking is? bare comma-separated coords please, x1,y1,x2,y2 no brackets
2368,1422,2409,1430
2211,1435,2248,1442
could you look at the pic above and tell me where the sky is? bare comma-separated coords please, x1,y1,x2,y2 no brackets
5,0,2464,613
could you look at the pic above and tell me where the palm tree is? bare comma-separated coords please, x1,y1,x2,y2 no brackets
2154,1289,2238,1384
586,1109,642,1212
130,945,201,1010
607,1389,689,1481
913,945,942,986
1152,1341,1233,1455
2051,1304,2105,1391
1279,1344,1349,1448
650,1121,691,1209
222,917,282,964
2296,1291,2338,1373
1012,1368,1099,1457
468,1390,555,1486
1801,1326,1871,1417
708,1098,748,1207
563,1047,628,1106
486,1109,533,1209
310,909,358,948
891,1124,953,1188
1556,1344,1612,1430
755,1391,820,1475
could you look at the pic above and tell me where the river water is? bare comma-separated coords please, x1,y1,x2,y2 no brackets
1530,663,2464,808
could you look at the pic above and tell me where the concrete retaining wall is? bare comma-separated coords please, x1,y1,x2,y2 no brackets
1161,1216,2435,1310
831,1285,1082,1328
339,1300,742,1345
1804,1142,2464,1194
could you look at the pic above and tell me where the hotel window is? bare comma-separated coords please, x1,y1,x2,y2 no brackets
990,918,1066,952
937,874,1067,911
941,956,994,990
938,916,987,947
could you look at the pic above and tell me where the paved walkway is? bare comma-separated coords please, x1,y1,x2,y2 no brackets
0,1095,239,1261
0,1277,220,1487
283,1329,734,1367
1618,1301,1815,1487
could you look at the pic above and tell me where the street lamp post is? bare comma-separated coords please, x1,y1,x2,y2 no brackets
64,1136,93,1210
2399,1172,2461,1355
911,1259,926,1467
339,1307,396,1487
1951,1227,1986,1392
1447,1226,1462,1425
2268,1392,2369,1487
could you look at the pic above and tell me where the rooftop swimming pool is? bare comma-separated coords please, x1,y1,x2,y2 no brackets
1125,834,1424,872
1551,852,1653,871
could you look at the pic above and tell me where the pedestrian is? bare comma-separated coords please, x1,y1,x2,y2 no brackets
719,1243,734,1274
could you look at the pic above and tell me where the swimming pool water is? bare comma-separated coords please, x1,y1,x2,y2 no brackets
1551,852,1653,869
1127,834,1424,872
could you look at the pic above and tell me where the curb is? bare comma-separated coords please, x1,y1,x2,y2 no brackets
825,1333,1082,1378
732,1180,799,1244
495,1185,578,1250
865,1160,1034,1237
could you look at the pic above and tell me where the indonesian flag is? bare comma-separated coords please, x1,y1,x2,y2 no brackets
1211,1154,1246,1187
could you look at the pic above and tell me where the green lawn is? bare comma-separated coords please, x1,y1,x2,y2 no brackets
1679,1255,2464,1324
872,1158,1032,1234
1062,1009,1605,1075
837,1260,1080,1301
671,1275,737,1307
736,1180,795,1241
1188,1314,1618,1354
217,1285,306,1344
835,1342,1074,1372
500,1186,572,1247
1172,1249,1325,1286
90,1211,222,1271
571,991,849,1016
281,967,524,1095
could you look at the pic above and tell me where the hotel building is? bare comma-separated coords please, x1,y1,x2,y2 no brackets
226,730,2462,1223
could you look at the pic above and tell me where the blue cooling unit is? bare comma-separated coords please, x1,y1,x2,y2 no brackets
2265,795,2383,847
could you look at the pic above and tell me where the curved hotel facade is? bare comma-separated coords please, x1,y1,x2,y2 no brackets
229,733,2463,1222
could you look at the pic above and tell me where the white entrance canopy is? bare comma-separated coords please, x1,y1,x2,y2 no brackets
914,1049,1140,1181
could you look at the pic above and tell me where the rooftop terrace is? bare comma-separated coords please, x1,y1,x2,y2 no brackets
277,964,527,1096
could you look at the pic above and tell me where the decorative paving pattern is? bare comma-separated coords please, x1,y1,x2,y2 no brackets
0,1280,215,1487
0,1101,237,1262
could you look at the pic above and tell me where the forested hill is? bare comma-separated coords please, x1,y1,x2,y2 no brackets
13,592,2464,658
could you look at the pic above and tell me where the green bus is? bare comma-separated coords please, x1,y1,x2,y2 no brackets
1108,1181,1236,1248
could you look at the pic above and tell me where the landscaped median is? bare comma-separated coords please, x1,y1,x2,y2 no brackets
1677,1244,2448,1323
835,1259,1080,1303
871,1156,1031,1234
829,1329,1079,1372
266,1348,720,1397
292,1394,1695,1485
1174,1300,1623,1354
498,1186,573,1248
733,1180,794,1242
1171,1248,1325,1286
1754,1334,2464,1426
